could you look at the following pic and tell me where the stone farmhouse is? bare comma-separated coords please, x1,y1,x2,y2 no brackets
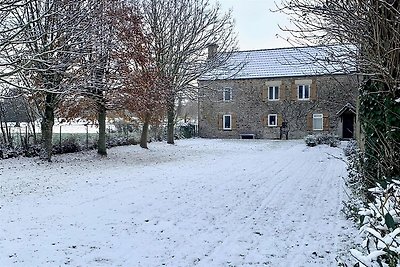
197,45,358,139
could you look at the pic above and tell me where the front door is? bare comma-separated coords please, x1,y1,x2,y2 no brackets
342,112,354,138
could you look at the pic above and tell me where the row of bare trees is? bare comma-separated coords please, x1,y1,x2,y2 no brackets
0,0,237,161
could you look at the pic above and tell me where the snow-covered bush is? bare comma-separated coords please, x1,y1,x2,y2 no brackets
24,144,41,157
305,133,340,147
342,140,365,222
349,180,400,267
0,147,20,159
106,136,136,148
344,140,358,157
305,135,317,146
53,137,82,154
315,133,340,146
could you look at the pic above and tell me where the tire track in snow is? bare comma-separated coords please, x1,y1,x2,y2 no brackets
0,140,357,267
196,143,310,266
196,144,352,267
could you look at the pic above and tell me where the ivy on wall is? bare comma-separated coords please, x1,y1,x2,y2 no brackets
359,80,400,186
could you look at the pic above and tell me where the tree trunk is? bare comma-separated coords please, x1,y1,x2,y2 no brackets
97,102,107,156
167,96,175,144
0,109,6,144
140,112,151,149
40,93,55,161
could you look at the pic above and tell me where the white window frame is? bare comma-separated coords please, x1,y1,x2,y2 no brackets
268,114,278,127
223,114,232,130
313,114,323,130
298,84,310,100
268,86,279,101
223,88,232,102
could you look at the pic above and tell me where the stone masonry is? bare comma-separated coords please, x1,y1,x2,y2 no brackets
198,74,358,139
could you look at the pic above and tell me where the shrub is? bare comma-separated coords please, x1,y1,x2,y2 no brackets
305,133,341,147
106,136,136,148
53,137,82,154
344,140,358,157
305,135,317,146
342,140,366,223
340,141,400,267
350,180,400,267
24,144,41,157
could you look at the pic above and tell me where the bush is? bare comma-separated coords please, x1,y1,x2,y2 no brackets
24,144,41,157
106,136,136,148
305,135,317,146
0,147,20,159
350,180,400,267
53,137,82,154
342,140,366,223
344,140,358,157
305,133,340,147
341,140,400,267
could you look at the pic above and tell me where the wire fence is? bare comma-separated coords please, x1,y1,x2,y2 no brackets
1,122,198,150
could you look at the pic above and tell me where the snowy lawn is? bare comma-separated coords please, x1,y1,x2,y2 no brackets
0,139,358,267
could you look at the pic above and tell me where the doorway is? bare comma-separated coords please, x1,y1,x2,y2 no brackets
342,112,354,139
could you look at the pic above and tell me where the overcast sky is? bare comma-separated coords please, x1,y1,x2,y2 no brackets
216,0,292,51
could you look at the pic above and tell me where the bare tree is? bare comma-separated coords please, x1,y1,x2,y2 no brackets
278,0,400,90
140,0,237,144
278,0,400,183
0,0,92,161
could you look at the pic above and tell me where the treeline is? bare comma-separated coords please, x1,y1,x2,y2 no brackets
0,0,237,161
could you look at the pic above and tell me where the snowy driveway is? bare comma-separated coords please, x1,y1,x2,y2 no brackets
0,139,356,266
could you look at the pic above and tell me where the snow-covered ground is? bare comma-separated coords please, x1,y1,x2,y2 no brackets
0,139,358,267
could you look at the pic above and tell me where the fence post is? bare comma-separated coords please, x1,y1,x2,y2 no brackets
86,124,89,149
59,125,62,152
25,125,28,148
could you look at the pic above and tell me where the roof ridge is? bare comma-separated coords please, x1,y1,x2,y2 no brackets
234,44,345,54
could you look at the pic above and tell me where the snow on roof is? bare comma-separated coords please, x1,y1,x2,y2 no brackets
199,45,356,81
336,103,356,116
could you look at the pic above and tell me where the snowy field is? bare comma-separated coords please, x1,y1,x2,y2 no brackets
0,139,358,267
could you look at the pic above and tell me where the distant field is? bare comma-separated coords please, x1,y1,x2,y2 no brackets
4,122,139,147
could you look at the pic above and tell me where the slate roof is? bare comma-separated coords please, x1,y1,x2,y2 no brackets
199,45,356,81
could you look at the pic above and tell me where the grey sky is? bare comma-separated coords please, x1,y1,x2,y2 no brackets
217,0,291,51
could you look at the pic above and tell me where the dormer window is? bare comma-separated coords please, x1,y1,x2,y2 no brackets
223,88,232,101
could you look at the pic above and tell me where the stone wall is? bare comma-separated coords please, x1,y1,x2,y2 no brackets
198,74,358,139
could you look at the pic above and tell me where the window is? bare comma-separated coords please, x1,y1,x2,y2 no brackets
223,115,232,130
298,84,310,100
268,86,279,100
313,114,323,130
268,114,277,127
223,88,232,101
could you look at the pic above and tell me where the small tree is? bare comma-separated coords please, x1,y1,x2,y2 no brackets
111,2,167,149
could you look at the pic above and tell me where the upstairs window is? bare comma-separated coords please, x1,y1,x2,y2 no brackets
223,115,232,130
313,114,323,130
268,86,279,101
223,88,232,101
298,85,310,100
